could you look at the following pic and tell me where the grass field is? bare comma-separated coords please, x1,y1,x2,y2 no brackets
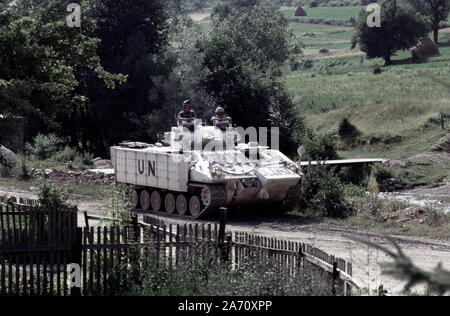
281,6,364,20
285,14,450,185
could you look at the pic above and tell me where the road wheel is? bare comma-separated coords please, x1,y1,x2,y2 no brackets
131,189,140,209
150,191,162,212
140,190,151,211
189,196,202,218
176,194,188,215
165,193,176,214
201,187,211,207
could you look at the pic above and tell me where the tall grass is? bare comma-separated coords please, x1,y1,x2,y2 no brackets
107,245,334,296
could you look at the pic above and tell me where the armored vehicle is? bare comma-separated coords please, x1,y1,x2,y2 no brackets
111,120,302,219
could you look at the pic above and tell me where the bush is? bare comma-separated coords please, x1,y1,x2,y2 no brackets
310,1,319,7
373,65,382,74
343,184,366,197
297,128,339,161
50,146,78,163
290,57,301,71
424,203,449,227
26,134,63,160
367,173,380,194
371,163,394,183
73,152,94,169
33,176,69,210
50,146,94,170
339,164,370,185
338,118,360,140
101,184,133,226
299,164,352,218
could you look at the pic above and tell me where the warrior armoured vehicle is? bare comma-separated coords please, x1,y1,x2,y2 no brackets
111,119,302,219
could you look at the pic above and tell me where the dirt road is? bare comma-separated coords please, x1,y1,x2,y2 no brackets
1,186,449,295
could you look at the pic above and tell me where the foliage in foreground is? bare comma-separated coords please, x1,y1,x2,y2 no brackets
101,184,133,225
350,235,450,295
107,246,332,296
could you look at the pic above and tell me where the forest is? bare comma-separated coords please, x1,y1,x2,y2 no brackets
0,0,302,157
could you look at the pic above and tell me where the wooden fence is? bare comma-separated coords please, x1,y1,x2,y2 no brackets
0,202,358,296
0,203,78,244
144,214,355,294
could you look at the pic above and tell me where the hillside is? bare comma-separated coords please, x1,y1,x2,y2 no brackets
280,6,450,186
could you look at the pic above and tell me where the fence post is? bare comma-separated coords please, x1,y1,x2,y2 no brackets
378,285,387,296
224,235,232,262
84,211,90,230
218,208,227,261
218,208,227,244
71,227,82,296
131,213,139,242
298,246,304,270
332,261,339,296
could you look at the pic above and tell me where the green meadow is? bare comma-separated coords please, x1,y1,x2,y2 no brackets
281,6,364,20
281,6,450,185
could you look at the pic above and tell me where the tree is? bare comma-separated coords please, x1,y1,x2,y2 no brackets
71,0,172,155
201,3,303,153
407,0,450,44
0,1,125,143
352,0,430,65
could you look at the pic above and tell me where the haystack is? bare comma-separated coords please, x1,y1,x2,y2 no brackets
294,6,307,17
412,37,439,58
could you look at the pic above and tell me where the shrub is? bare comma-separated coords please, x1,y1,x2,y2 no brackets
310,1,319,7
367,173,380,194
26,134,63,160
290,57,301,71
51,146,78,163
73,152,94,169
299,164,352,218
297,128,339,161
33,176,69,210
373,65,382,74
339,164,371,185
343,184,366,197
424,203,449,227
101,184,133,226
51,146,94,170
338,118,360,140
371,163,394,183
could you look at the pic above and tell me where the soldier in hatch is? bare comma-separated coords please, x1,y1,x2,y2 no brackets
177,100,197,123
210,107,232,128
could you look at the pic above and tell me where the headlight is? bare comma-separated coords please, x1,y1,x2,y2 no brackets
288,163,299,172
212,167,223,176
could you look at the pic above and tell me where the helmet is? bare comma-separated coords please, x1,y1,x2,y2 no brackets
183,100,191,106
215,107,225,114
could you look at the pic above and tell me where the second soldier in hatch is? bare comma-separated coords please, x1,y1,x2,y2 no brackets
177,100,198,125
